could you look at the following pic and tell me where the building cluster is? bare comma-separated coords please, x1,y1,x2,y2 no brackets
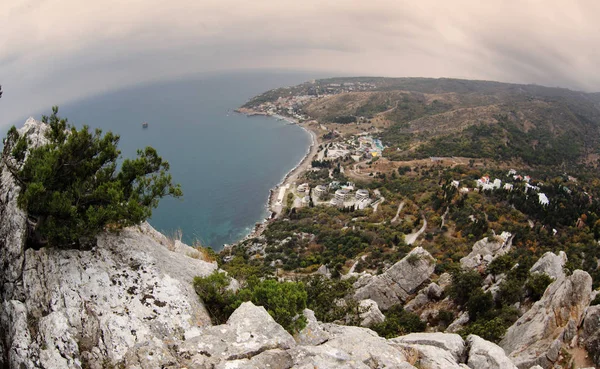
452,169,551,206
293,181,375,210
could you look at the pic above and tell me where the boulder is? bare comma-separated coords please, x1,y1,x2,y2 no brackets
296,309,329,346
354,247,436,310
581,305,600,366
460,232,513,270
392,333,466,362
179,301,295,364
529,251,567,280
466,335,517,369
446,311,470,333
358,299,385,327
500,270,593,368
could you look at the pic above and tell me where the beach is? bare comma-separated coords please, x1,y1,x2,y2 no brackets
234,109,320,243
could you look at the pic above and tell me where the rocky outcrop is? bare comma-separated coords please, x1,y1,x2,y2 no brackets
500,270,593,368
529,251,567,280
581,305,600,366
467,335,517,369
460,232,513,270
0,119,221,369
357,299,385,327
354,247,436,310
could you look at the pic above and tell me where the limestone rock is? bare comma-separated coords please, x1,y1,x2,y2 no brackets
319,324,412,368
582,305,600,366
460,232,513,270
500,270,593,368
179,301,295,364
529,251,567,280
297,309,329,346
354,247,436,310
358,299,385,327
446,311,470,333
466,335,517,369
392,333,465,362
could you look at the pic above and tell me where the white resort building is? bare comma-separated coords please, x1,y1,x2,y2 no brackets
313,185,328,198
334,189,352,204
355,189,369,201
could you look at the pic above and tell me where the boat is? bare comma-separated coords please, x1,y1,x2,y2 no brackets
142,122,148,128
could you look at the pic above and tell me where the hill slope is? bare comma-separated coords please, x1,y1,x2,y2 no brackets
244,77,600,167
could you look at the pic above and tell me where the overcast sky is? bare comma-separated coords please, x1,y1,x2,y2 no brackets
1,0,599,126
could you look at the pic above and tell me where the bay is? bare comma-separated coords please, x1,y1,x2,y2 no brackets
40,71,318,249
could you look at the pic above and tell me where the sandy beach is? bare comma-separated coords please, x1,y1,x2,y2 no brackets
234,109,320,243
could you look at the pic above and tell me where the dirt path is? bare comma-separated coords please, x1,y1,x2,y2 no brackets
405,216,427,245
391,202,405,223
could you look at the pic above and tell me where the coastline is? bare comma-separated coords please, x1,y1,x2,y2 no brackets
232,108,320,245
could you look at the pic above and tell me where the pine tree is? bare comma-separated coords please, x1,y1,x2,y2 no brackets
4,107,182,248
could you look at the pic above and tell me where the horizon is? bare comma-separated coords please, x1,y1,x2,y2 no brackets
3,1,600,126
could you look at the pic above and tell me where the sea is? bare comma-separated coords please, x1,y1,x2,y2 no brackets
26,71,320,249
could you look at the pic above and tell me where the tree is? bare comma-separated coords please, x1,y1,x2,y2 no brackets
4,107,182,248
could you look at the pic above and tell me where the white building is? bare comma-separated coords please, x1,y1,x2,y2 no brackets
335,189,351,203
493,179,502,189
297,183,310,193
538,193,549,206
451,180,460,188
313,185,328,198
355,189,369,201
503,183,514,191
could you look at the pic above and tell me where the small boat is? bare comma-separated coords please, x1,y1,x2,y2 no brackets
142,122,148,128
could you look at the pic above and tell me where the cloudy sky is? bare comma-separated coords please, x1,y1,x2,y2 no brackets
1,0,599,125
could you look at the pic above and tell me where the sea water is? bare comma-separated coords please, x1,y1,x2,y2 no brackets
37,71,317,249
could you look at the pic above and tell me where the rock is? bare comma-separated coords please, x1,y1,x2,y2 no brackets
466,335,517,369
354,247,436,310
319,324,413,368
404,291,430,313
404,344,463,369
529,251,567,280
500,270,593,368
437,273,452,290
391,333,466,362
179,301,295,364
427,282,443,300
446,311,470,333
581,305,600,366
358,299,385,327
460,232,513,270
297,309,329,346
216,349,293,369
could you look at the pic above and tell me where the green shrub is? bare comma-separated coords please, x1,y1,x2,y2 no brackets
525,273,554,301
371,305,426,338
5,107,181,248
194,271,307,333
448,270,483,306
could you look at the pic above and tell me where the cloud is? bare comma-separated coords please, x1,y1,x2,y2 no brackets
2,0,600,125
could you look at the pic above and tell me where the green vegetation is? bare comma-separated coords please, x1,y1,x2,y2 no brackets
194,271,307,333
371,305,426,338
4,107,182,248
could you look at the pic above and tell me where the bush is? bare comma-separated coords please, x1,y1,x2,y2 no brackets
194,271,307,333
193,272,237,324
304,275,357,322
525,273,553,301
448,270,483,306
466,290,494,321
5,107,182,248
371,305,426,338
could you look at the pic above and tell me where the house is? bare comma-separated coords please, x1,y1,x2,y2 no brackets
538,193,549,206
524,176,531,183
459,187,470,194
508,169,517,176
476,176,490,187
451,180,460,188
493,179,502,189
503,183,514,191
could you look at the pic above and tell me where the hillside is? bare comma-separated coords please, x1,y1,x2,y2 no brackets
244,77,600,167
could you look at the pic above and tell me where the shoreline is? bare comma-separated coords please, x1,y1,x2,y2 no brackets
231,108,320,246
